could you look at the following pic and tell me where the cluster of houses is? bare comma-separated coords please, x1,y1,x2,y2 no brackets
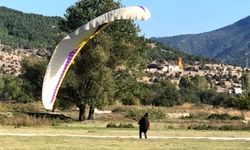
144,57,245,94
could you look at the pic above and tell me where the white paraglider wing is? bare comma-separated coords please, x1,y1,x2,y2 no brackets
42,6,151,110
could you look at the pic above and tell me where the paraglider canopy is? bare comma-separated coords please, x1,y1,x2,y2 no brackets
42,6,151,110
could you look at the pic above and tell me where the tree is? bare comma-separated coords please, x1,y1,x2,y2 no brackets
151,79,180,107
58,0,147,120
179,75,210,104
179,76,193,89
20,57,47,100
115,73,149,105
0,75,31,102
241,72,250,95
191,75,209,91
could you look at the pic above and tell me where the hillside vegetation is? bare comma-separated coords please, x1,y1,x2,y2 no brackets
145,42,215,63
0,6,64,50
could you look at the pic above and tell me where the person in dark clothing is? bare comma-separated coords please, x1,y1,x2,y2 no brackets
138,113,150,139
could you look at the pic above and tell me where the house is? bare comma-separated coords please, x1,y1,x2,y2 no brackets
229,87,243,94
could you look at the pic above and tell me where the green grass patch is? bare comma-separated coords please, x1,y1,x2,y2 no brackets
0,135,249,150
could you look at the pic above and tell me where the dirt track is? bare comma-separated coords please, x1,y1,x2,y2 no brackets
0,132,250,141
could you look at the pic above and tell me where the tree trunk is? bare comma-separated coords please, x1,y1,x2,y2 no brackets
78,103,86,121
87,105,95,120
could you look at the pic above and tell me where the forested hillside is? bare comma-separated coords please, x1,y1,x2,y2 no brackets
145,42,216,64
0,6,213,63
0,6,64,50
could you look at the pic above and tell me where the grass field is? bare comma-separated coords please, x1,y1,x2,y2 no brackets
0,122,250,150
1,136,250,150
1,103,250,149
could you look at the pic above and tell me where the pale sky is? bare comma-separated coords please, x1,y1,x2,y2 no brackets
1,0,250,38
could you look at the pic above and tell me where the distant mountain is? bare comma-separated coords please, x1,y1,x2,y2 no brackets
152,15,250,66
0,6,64,50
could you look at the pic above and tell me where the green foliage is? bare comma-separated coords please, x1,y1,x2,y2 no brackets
179,88,200,103
106,122,135,128
0,7,64,49
208,113,244,120
115,73,149,105
190,124,250,131
179,76,193,89
178,75,250,110
59,0,148,116
234,95,250,110
150,80,180,107
179,75,209,91
205,92,250,110
145,42,215,63
20,57,47,100
0,75,31,102
241,72,250,95
60,0,120,33
192,75,209,91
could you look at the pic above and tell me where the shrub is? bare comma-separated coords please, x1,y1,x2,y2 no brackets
189,124,250,131
106,122,135,128
106,122,117,128
112,106,128,113
208,113,244,120
191,125,217,130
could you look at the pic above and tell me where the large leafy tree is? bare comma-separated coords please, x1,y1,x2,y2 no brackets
0,75,31,102
20,57,47,99
179,76,193,89
241,72,250,95
191,75,209,91
58,0,147,120
151,79,180,107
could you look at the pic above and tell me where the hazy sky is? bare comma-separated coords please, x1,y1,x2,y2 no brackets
1,0,250,38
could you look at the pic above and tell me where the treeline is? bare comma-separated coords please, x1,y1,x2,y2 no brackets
1,62,250,111
0,7,64,50
118,75,250,110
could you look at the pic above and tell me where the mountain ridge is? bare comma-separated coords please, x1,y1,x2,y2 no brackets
152,15,250,66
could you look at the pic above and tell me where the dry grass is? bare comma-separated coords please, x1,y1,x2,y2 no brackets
0,102,249,130
2,121,250,137
105,104,249,131
109,103,246,118
0,102,65,127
